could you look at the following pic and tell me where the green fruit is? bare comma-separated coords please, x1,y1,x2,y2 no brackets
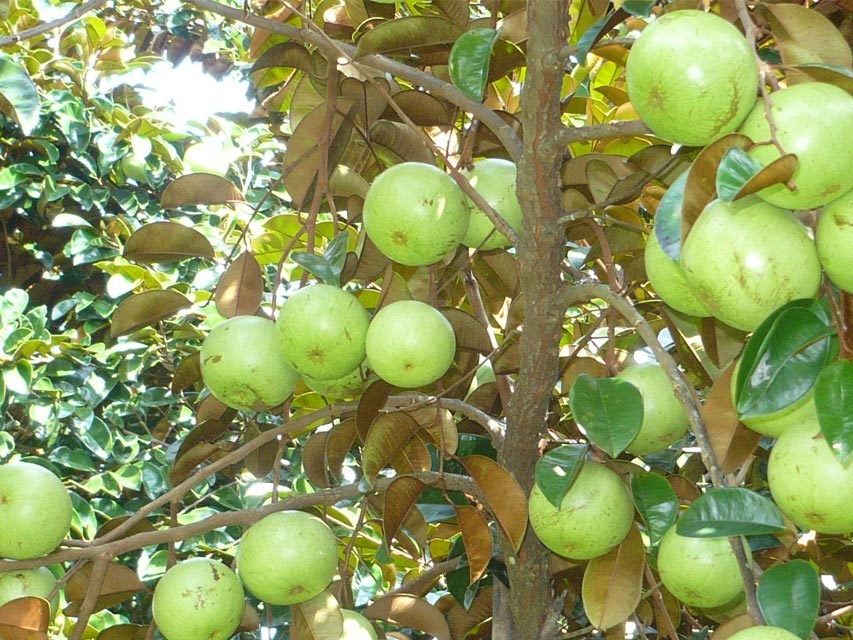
200,316,300,412
276,284,370,380
738,82,853,210
656,526,744,608
461,158,523,251
727,627,803,640
365,300,456,388
152,558,245,640
341,610,379,640
816,189,853,293
768,423,853,534
528,462,634,560
236,511,338,605
617,363,689,455
183,141,231,177
0,462,72,560
626,10,758,146
644,231,711,317
303,361,370,399
680,197,821,332
363,162,470,266
121,155,148,183
0,565,60,617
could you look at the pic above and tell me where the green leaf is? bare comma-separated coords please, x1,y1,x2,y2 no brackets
534,444,588,509
291,251,340,287
569,375,643,458
653,171,688,261
448,28,498,101
757,560,820,639
631,472,678,549
815,361,853,466
716,147,764,202
735,299,836,419
0,57,40,135
622,1,654,17
676,487,786,537
574,10,628,61
323,232,349,286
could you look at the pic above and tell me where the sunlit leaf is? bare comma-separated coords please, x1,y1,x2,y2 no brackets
65,561,145,615
569,375,643,458
124,221,215,264
631,472,677,549
161,174,244,208
581,524,644,629
449,28,498,101
815,361,853,466
291,591,343,640
454,505,493,583
763,4,853,69
702,365,760,475
0,58,39,135
215,252,264,318
534,444,587,509
364,594,450,640
0,597,49,640
363,412,422,481
110,290,191,338
677,487,786,537
461,455,527,552
757,560,820,639
383,475,426,545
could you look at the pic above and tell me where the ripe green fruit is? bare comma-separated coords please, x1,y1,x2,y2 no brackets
626,10,758,146
528,462,634,560
182,140,231,177
341,610,379,640
121,155,148,183
365,300,456,388
0,462,72,560
727,627,803,640
680,197,821,332
768,423,853,534
738,82,853,210
363,162,470,266
0,565,60,617
304,361,370,399
644,231,711,317
276,284,370,380
461,158,523,251
617,363,689,455
816,189,853,293
656,526,744,608
200,316,300,412
152,558,244,640
236,511,338,605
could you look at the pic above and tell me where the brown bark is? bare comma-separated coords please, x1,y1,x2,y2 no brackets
494,1,571,638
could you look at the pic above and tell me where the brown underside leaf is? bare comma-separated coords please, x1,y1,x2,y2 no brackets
702,365,760,474
354,16,463,58
733,154,798,201
95,624,149,640
171,351,202,394
0,597,49,640
363,412,422,480
243,422,280,478
388,90,457,127
763,3,853,69
455,505,493,583
290,591,344,640
711,613,754,640
383,475,427,545
303,429,331,488
581,524,644,630
161,174,244,208
446,586,493,640
64,561,145,615
391,434,432,474
441,307,492,354
124,221,215,264
110,290,191,338
364,594,451,640
408,407,459,455
215,252,264,318
461,455,528,552
356,379,392,441
94,515,157,540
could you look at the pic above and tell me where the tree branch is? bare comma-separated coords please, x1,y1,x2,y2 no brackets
558,119,651,146
0,0,109,47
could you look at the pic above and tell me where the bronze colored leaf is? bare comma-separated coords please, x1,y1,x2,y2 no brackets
237,602,261,633
441,308,492,354
392,434,432,474
169,420,229,484
355,16,463,58
363,412,422,480
94,515,156,540
341,76,389,128
196,395,237,426
363,594,451,640
64,562,145,615
345,235,390,285
124,221,215,264
303,429,331,488
110,290,191,338
0,597,49,640
356,379,392,441
251,42,322,76
702,365,760,475
586,159,620,204
326,419,358,484
383,475,427,545
461,455,528,552
710,613,753,640
291,591,344,640
455,505,493,583
733,154,798,202
581,524,644,629
389,90,456,127
408,407,458,455
681,134,751,242
446,586,493,640
161,174,244,209
369,120,434,165
763,4,853,70
472,250,519,303
96,624,149,640
244,422,280,478
215,252,264,318
172,351,201,394
427,0,469,28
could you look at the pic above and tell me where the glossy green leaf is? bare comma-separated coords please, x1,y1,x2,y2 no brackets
631,472,678,549
569,375,643,458
534,444,588,509
735,299,836,419
0,58,39,135
653,171,688,261
448,28,498,101
622,1,654,17
574,10,628,61
716,147,764,202
757,560,820,639
677,487,786,537
815,361,853,467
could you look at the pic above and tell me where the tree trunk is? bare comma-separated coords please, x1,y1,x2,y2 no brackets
494,2,571,638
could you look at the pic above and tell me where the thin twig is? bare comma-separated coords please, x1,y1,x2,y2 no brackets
68,554,112,640
0,0,109,47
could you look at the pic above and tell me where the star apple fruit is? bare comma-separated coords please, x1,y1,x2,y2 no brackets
727,627,803,640
816,189,853,293
182,140,232,177
461,158,523,251
644,231,711,317
341,610,379,640
0,565,60,617
617,362,689,455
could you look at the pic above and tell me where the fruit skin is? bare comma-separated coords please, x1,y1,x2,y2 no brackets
0,462,73,560
200,316,300,412
644,231,711,317
528,462,634,560
617,363,689,455
363,162,470,266
656,525,744,609
365,300,456,389
276,284,370,380
121,155,148,183
182,141,231,177
303,361,371,399
0,565,60,617
341,610,379,640
768,422,853,534
727,627,803,640
816,189,853,293
460,159,523,251
680,197,821,332
236,511,338,605
152,558,244,640
626,10,758,146
738,82,853,210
